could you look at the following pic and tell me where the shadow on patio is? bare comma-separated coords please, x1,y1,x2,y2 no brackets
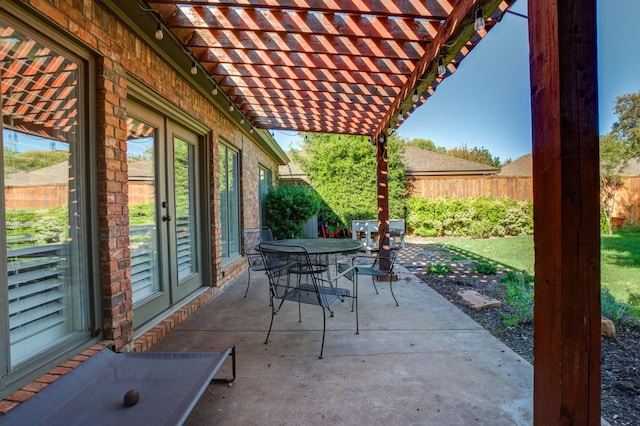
149,250,533,425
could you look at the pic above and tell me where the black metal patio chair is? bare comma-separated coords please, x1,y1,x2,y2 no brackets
258,242,355,359
338,245,400,307
241,226,273,298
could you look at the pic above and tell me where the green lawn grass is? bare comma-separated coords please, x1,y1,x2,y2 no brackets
440,235,534,273
440,229,640,304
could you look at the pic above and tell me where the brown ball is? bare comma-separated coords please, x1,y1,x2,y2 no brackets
123,389,140,407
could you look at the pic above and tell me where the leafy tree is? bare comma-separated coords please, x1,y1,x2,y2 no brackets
612,89,640,155
291,133,407,230
406,137,446,153
600,132,631,235
3,149,69,171
445,144,501,167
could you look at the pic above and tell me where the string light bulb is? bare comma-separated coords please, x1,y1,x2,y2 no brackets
412,89,419,103
211,83,218,96
474,7,485,32
397,109,403,121
387,124,392,135
240,116,245,124
228,102,234,112
249,127,254,134
190,61,198,75
437,58,446,76
155,23,164,40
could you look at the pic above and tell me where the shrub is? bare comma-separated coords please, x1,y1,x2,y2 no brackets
129,203,155,225
497,271,534,327
601,287,638,326
407,197,533,238
6,206,68,246
499,276,534,327
428,263,453,276
265,185,321,240
474,260,497,275
500,270,534,284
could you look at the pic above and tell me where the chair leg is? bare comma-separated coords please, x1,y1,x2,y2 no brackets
355,276,359,335
389,275,399,306
372,276,379,294
319,307,326,359
354,274,359,335
244,268,251,297
265,303,275,344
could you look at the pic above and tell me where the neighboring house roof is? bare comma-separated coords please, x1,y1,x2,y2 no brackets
278,146,499,181
403,146,499,176
499,153,640,177
278,161,309,183
499,154,532,176
4,161,69,186
128,158,154,180
5,158,157,187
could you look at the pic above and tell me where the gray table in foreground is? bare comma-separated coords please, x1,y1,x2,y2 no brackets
1,347,236,426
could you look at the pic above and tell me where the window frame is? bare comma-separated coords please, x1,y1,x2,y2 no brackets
258,166,272,228
0,5,98,397
218,142,241,263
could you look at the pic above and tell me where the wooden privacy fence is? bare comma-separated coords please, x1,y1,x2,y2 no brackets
4,184,68,209
5,176,640,221
408,175,640,222
4,181,154,209
407,176,533,201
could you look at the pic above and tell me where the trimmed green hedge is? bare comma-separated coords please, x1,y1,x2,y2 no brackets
407,197,533,238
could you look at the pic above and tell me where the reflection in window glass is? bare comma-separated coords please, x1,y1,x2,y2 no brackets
219,144,240,260
1,20,86,366
174,138,197,281
126,118,160,303
258,167,272,227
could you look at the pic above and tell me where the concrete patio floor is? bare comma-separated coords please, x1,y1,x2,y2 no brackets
149,253,533,425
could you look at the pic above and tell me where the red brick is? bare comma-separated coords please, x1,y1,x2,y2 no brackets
21,381,48,393
35,374,61,384
0,400,19,415
6,390,35,403
50,366,73,376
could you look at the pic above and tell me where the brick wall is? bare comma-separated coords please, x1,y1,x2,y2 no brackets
1,0,281,412
9,0,278,354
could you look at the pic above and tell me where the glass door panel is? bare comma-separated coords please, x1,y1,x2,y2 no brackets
127,102,170,327
169,127,201,301
174,138,196,281
126,117,161,303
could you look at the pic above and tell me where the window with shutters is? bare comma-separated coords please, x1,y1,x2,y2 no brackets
1,11,93,393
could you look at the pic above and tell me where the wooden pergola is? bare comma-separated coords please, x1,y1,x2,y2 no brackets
112,0,601,423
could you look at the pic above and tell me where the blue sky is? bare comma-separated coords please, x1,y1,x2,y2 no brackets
273,0,640,163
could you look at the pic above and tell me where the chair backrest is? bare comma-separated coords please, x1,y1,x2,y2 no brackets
242,227,273,270
388,228,404,249
258,242,331,307
373,246,399,273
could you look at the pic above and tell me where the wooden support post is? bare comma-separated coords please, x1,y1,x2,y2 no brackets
376,134,390,271
528,1,601,424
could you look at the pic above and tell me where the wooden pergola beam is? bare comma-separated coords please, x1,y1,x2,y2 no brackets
529,1,601,424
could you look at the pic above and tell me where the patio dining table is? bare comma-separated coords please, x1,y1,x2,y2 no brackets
265,238,362,281
266,238,362,255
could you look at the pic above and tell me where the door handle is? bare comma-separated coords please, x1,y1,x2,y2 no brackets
162,215,172,222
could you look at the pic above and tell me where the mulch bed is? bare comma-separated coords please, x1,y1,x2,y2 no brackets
399,243,640,425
